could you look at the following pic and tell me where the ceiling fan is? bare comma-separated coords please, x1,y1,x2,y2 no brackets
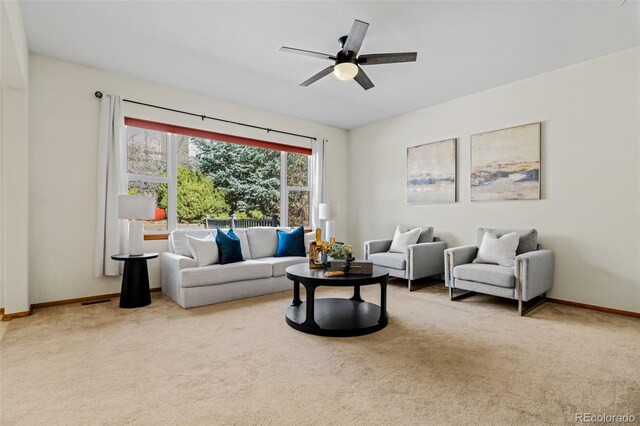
279,19,417,90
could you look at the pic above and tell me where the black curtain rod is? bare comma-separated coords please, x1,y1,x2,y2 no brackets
94,91,317,141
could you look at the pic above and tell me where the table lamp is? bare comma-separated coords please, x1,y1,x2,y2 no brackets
318,203,337,240
118,195,155,256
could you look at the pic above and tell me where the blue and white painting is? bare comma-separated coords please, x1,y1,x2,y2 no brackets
471,122,540,201
407,139,456,203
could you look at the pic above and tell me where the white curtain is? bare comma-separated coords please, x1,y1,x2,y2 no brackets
310,138,327,230
95,94,128,277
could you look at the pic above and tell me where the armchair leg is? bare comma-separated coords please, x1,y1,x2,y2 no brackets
518,294,547,316
408,277,441,292
518,296,522,315
449,286,473,301
408,279,426,292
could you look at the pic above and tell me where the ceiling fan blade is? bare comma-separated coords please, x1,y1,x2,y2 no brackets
300,65,335,87
342,19,369,55
354,65,374,90
280,47,337,61
358,52,418,65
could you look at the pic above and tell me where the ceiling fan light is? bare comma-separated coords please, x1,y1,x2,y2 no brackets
334,62,358,80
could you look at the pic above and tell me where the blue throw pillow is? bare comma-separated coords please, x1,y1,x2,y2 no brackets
215,228,244,264
276,226,306,257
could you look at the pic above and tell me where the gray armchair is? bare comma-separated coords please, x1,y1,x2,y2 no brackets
364,227,447,291
444,228,554,316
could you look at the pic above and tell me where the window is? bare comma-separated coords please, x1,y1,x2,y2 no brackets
126,127,169,232
125,119,311,233
283,152,310,227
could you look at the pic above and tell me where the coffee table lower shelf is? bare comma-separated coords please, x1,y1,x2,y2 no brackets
285,298,388,337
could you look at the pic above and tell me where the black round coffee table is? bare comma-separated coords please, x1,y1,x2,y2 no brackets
284,263,389,337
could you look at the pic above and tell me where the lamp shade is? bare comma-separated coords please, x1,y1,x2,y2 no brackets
318,203,337,220
118,195,155,220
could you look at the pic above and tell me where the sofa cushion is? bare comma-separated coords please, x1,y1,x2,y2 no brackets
477,228,537,255
368,252,406,270
255,256,308,277
215,228,244,265
180,260,272,288
453,263,515,288
169,230,213,257
232,228,252,259
186,234,219,266
276,226,306,257
246,227,289,259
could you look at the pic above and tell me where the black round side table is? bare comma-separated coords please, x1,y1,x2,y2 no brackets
111,253,159,308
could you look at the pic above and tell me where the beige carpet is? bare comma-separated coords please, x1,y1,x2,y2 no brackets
1,281,639,425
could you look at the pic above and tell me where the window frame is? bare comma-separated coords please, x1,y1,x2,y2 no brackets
280,152,311,228
125,118,312,234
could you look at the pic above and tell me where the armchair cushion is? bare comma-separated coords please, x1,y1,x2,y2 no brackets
368,252,406,270
474,231,519,267
453,264,515,288
389,226,422,253
417,227,435,244
477,228,537,255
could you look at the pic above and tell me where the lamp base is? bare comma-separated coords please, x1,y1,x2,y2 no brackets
325,220,335,241
128,221,144,256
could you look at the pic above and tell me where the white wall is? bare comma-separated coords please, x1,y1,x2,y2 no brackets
1,0,30,315
0,0,28,87
29,54,349,304
348,47,640,313
25,48,640,312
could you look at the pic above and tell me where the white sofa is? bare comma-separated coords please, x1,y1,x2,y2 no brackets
161,227,313,308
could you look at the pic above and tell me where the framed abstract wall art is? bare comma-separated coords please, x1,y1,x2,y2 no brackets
470,122,540,201
407,138,457,204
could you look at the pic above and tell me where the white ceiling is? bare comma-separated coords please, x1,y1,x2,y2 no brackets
20,1,640,129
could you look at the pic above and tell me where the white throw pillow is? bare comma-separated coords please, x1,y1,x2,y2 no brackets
389,225,422,253
474,231,519,267
186,234,219,266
